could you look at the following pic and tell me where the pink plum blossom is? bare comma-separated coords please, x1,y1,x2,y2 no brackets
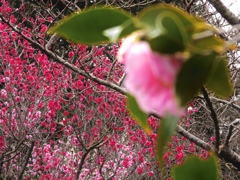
0,136,5,148
118,33,183,117
0,89,7,99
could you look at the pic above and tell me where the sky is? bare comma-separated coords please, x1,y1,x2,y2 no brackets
221,0,240,69
221,0,240,15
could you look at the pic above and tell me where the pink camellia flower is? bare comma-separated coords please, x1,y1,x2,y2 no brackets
118,32,183,117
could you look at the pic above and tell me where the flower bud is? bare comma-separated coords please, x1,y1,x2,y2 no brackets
118,33,183,117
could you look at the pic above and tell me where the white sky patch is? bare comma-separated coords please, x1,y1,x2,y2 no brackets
219,0,240,69
208,0,240,37
221,0,240,15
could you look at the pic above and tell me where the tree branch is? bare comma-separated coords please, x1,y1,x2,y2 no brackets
0,154,4,176
186,0,196,12
2,11,240,172
18,142,34,180
219,145,240,171
75,137,108,180
198,95,240,112
207,0,240,25
0,15,126,96
201,87,220,152
177,125,213,151
224,125,233,147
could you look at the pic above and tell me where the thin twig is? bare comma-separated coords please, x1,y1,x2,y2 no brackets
2,12,240,171
75,136,109,180
201,87,220,152
18,141,34,180
177,125,213,151
224,125,233,147
186,0,196,12
0,15,126,95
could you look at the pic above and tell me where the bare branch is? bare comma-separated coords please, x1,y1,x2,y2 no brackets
177,125,213,151
219,145,240,171
207,0,240,25
201,87,220,152
18,142,34,180
0,15,126,95
224,125,234,147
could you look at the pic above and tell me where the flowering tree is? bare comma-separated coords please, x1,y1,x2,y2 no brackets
0,0,240,179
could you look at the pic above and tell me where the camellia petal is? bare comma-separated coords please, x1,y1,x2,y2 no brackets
118,33,183,117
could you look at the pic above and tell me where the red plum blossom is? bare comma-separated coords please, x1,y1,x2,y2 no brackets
118,33,184,117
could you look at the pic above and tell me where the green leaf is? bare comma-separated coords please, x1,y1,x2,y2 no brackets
172,154,219,180
139,4,196,38
139,5,190,53
206,57,233,98
139,4,227,55
48,8,137,44
176,53,216,106
149,34,185,54
127,94,151,133
190,32,226,54
156,116,179,164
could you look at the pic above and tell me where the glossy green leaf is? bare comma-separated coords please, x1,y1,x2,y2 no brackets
48,8,137,44
148,14,186,53
206,57,233,98
176,53,216,106
190,32,226,54
156,116,179,164
127,94,151,133
139,5,189,53
139,4,196,38
149,34,185,54
139,4,227,55
172,154,219,180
